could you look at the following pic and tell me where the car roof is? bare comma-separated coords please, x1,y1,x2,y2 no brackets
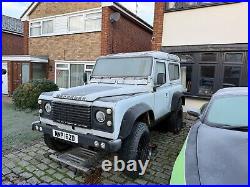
214,87,248,97
97,51,180,62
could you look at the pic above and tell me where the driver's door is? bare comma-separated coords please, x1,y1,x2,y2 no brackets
154,61,170,119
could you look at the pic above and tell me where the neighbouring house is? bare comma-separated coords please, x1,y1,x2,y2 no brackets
2,15,28,95
152,2,248,98
3,2,152,93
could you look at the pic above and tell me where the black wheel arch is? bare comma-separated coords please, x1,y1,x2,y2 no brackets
171,92,185,112
118,103,154,140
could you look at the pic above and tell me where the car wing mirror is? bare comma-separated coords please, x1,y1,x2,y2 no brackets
200,102,208,114
83,72,87,83
2,69,6,75
157,73,166,85
187,108,201,118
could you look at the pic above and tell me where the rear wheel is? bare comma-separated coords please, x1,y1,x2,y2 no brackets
168,99,183,134
44,134,72,152
119,122,151,178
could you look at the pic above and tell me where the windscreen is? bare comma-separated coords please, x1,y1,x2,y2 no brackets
206,96,248,127
92,57,153,77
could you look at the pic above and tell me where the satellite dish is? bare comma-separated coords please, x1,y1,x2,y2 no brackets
110,12,120,23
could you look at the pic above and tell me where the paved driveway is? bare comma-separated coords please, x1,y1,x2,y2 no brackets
2,96,194,184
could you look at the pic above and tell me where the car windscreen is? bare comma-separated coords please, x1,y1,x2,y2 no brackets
206,95,248,127
92,57,153,77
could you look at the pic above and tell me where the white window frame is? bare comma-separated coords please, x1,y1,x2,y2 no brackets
67,14,85,33
55,61,95,89
29,8,102,38
42,19,54,35
85,12,102,32
30,21,42,37
30,19,54,37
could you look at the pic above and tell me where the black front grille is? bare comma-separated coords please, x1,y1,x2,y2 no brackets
52,102,91,128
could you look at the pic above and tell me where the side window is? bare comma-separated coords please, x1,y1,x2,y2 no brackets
155,62,166,85
169,64,180,81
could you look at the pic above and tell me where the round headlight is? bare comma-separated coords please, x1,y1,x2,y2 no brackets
44,103,52,113
96,111,105,123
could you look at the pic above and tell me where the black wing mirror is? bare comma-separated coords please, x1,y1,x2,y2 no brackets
187,109,201,118
2,69,6,75
157,73,166,85
83,72,87,83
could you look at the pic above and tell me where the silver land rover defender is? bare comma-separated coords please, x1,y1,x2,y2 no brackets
32,51,185,176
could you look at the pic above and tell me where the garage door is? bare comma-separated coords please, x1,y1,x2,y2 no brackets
2,63,8,95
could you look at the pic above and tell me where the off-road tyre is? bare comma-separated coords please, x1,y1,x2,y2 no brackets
168,99,183,134
119,122,151,178
44,134,72,152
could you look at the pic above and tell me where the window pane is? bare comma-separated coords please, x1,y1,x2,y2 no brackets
30,27,41,36
181,66,192,92
223,66,241,88
199,66,215,95
31,22,40,27
85,18,101,31
201,53,217,62
207,96,248,127
69,15,84,32
56,69,69,88
169,64,179,80
42,20,53,34
179,54,194,63
56,64,68,69
155,62,166,85
70,64,85,87
225,53,243,62
86,65,94,69
86,12,101,19
85,71,92,82
22,63,30,83
32,64,46,80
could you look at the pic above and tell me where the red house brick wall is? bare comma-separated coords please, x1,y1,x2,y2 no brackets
152,3,165,51
2,32,24,55
101,6,153,55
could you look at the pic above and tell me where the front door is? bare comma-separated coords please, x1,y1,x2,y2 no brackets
154,60,169,119
13,62,22,91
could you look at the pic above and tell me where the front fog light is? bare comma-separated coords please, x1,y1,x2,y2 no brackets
100,143,105,149
106,109,112,114
96,111,105,123
38,100,42,104
107,121,112,127
44,103,52,113
94,141,99,147
39,127,43,132
35,125,39,131
39,109,43,113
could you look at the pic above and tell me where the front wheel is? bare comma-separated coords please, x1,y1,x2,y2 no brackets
168,99,183,134
118,122,151,178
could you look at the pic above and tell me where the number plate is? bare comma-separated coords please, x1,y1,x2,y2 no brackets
52,129,78,143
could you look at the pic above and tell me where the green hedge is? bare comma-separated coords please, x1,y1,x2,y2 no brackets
13,79,58,109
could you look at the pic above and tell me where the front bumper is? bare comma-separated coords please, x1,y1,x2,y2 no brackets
32,121,121,152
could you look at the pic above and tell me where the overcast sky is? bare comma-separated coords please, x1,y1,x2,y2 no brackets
2,2,155,25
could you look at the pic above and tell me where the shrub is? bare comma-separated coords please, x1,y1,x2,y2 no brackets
13,79,58,109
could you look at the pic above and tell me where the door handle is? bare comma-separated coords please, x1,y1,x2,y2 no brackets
166,93,168,97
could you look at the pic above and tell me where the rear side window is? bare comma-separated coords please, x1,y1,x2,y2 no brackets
169,64,180,80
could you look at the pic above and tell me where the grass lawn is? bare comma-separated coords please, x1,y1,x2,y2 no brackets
2,96,42,153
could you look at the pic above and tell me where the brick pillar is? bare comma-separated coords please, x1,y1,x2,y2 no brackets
152,3,165,51
23,21,29,55
101,7,113,55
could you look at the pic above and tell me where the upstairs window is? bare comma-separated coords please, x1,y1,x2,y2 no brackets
42,20,53,34
30,22,41,36
68,15,84,32
85,12,102,31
